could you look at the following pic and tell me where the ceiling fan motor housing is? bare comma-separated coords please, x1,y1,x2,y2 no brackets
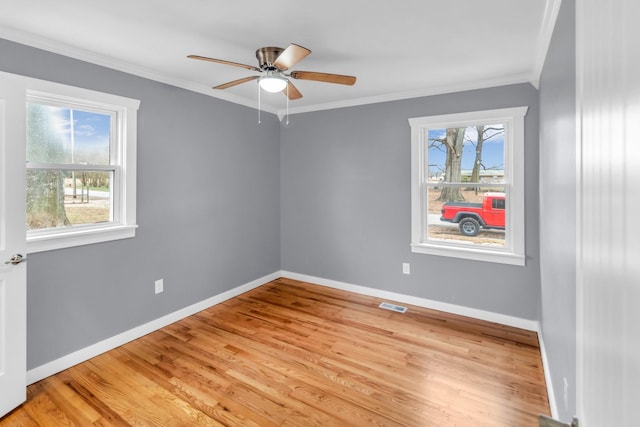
256,47,285,70
188,43,355,101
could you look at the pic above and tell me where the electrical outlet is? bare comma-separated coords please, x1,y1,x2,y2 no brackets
402,263,410,275
155,279,164,294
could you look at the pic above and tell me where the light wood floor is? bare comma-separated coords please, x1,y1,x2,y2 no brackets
2,278,550,426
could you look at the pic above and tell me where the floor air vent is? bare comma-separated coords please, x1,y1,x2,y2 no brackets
379,302,407,313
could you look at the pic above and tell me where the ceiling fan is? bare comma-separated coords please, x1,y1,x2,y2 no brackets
188,43,356,100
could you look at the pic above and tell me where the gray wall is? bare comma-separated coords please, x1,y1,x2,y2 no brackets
538,0,577,421
0,39,282,369
3,32,551,374
281,84,541,319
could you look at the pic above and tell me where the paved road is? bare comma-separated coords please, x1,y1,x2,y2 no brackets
428,213,457,227
64,187,109,198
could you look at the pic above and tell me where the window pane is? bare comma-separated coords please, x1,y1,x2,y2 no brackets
426,125,505,184
411,107,527,264
26,102,111,165
26,169,112,230
426,185,506,247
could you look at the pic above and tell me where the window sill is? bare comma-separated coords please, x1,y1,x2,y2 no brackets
410,243,526,266
27,224,138,253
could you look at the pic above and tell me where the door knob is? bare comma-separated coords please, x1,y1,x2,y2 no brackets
4,254,26,265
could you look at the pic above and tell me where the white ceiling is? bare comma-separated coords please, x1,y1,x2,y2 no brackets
0,0,560,115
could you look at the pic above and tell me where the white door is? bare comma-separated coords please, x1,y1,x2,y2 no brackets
576,0,640,425
0,73,27,417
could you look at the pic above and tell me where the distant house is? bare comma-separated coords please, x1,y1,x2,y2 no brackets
461,169,504,183
429,169,505,184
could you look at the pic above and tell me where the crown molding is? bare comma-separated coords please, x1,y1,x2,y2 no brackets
1,20,550,119
0,26,279,115
530,0,563,88
280,72,536,117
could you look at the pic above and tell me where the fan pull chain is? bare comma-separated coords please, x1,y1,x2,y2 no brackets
257,83,262,124
286,84,290,125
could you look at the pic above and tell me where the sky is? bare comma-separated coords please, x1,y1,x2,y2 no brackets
62,108,111,164
39,105,112,164
427,125,504,178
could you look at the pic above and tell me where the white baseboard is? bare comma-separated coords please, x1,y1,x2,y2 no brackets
26,271,280,385
279,270,540,332
537,327,559,419
280,271,540,332
28,270,542,387
279,271,557,413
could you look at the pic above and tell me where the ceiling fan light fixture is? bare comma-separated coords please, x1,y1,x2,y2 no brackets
259,74,288,93
189,43,356,101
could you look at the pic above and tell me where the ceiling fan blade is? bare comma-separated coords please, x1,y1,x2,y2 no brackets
273,44,311,70
188,55,260,72
283,81,303,100
214,76,259,90
290,71,356,86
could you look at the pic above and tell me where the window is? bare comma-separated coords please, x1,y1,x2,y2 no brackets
492,198,505,210
25,81,140,253
409,107,527,265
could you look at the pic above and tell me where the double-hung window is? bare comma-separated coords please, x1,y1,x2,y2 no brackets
25,80,140,252
409,107,527,265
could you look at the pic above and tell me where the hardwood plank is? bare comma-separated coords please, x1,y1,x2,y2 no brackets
1,278,550,426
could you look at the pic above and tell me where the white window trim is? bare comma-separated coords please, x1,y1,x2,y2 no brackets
409,106,527,266
21,76,140,253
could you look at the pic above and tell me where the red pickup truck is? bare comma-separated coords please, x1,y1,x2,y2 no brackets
439,192,505,236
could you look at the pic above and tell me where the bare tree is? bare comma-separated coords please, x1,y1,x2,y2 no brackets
437,127,466,202
469,125,504,184
26,104,70,229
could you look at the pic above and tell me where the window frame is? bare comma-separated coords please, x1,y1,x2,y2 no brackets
408,106,527,266
24,79,140,253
